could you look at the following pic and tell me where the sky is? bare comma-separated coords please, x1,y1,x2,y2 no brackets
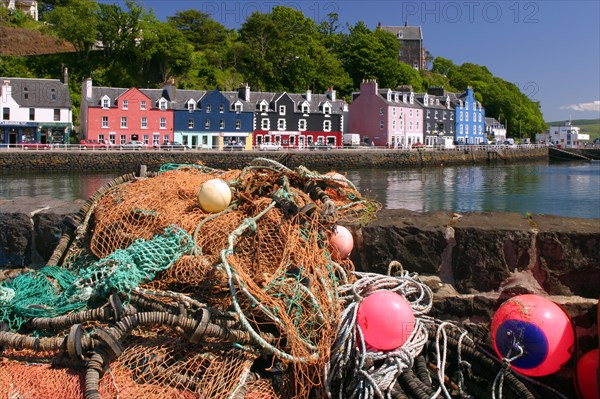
104,0,600,123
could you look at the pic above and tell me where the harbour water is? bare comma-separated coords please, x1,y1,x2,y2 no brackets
1,162,599,219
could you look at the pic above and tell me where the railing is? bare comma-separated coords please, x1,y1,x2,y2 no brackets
0,143,555,152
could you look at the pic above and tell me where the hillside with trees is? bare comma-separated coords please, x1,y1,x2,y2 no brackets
0,0,546,137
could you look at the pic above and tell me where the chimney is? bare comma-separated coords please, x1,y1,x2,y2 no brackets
2,79,11,97
325,86,336,101
62,67,69,85
360,79,378,95
83,78,92,99
306,88,312,102
164,77,176,101
238,83,250,101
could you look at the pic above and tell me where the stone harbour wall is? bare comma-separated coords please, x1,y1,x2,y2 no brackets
0,147,548,171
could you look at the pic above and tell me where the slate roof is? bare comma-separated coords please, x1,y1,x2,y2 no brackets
1,77,71,108
378,25,423,40
376,89,422,109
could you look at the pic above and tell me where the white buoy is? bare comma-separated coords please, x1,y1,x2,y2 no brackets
197,178,232,213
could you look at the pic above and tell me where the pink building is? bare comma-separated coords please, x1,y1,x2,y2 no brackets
349,79,423,148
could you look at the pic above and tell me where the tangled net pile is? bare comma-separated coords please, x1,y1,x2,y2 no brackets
0,158,379,399
0,158,569,399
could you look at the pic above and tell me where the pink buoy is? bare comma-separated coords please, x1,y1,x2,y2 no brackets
491,294,575,377
329,226,353,261
356,290,415,351
576,349,598,399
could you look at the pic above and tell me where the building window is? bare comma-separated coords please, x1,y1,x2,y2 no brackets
466,102,469,110
261,119,269,130
122,100,128,110
426,123,430,133
98,134,105,142
121,116,127,128
54,109,60,121
299,119,307,131
153,134,160,146
219,119,225,129
279,105,286,115
460,112,463,121
141,117,147,128
324,120,332,132
219,104,224,113
160,117,166,129
163,135,169,143
102,98,109,108
466,113,469,122
120,134,126,144
259,103,267,112
302,104,309,114
277,118,286,130
188,118,194,129
235,120,241,129
140,100,146,110
409,121,413,131
159,99,167,110
188,102,195,112
50,88,56,100
323,105,331,115
143,135,149,144
392,120,396,130
205,119,210,129
379,120,384,130
460,125,464,134
443,112,447,120
434,110,438,119
416,121,419,130
473,125,477,134
29,108,35,121
206,104,211,113
473,112,476,121
235,103,242,112
102,116,109,128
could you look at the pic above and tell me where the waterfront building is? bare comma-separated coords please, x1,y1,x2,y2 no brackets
452,87,485,144
349,80,423,148
415,87,454,147
535,121,589,148
377,22,426,70
252,87,346,149
0,70,72,145
484,117,507,143
80,78,174,146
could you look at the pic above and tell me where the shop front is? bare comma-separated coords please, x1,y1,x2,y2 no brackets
0,121,39,145
38,122,72,144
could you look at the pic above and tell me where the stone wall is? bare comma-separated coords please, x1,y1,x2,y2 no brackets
0,147,548,171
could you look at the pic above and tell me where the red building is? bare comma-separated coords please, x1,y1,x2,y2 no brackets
81,80,174,146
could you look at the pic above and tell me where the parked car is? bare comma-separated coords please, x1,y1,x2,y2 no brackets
160,141,187,151
258,142,283,151
15,141,51,150
223,142,244,151
308,143,333,151
80,139,113,150
118,140,146,150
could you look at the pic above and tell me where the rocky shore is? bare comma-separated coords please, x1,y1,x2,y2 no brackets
0,199,598,395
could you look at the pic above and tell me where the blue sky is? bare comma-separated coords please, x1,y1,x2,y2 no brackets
108,0,599,122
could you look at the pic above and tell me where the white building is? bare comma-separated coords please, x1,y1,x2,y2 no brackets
1,69,73,144
2,0,38,20
535,121,589,148
484,117,507,143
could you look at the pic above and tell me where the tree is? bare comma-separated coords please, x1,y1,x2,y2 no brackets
167,9,230,52
431,57,456,76
45,0,99,57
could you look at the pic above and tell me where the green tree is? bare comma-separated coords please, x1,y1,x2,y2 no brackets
167,9,230,52
431,56,455,76
44,0,99,57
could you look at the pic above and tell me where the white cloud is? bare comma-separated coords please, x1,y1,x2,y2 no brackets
560,100,600,112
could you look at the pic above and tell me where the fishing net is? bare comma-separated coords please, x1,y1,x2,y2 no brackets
0,158,380,399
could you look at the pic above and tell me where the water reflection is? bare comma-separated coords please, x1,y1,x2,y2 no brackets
0,162,598,219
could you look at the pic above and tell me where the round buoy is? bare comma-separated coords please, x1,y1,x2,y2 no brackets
576,349,598,399
197,179,232,213
329,226,354,260
491,294,574,377
357,290,415,351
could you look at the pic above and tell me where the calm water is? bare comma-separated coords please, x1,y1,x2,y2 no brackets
0,162,599,219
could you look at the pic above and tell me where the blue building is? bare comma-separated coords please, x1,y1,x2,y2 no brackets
452,87,485,144
170,84,254,149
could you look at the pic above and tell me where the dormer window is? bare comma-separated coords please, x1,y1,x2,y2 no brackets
409,94,414,104
323,104,331,115
122,100,128,110
301,102,309,114
50,88,56,100
101,96,110,109
159,99,167,110
187,101,195,112
234,102,242,112
403,94,407,103
258,102,267,113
